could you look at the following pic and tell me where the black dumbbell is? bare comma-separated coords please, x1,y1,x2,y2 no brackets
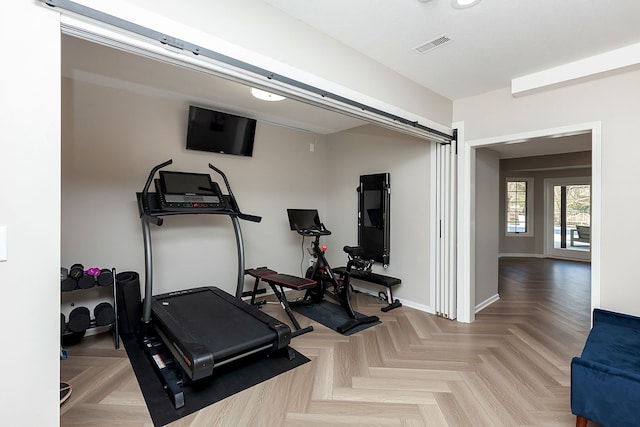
77,267,100,290
77,275,95,289
68,306,91,333
69,263,92,288
97,269,114,286
69,264,84,280
94,302,115,326
61,267,77,292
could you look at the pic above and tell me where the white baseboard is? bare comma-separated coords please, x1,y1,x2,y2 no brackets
82,324,112,337
499,252,590,263
395,299,434,314
475,293,500,313
351,284,435,315
499,253,545,258
543,254,591,263
246,283,437,317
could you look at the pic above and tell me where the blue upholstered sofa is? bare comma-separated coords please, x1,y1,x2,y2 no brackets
571,308,640,427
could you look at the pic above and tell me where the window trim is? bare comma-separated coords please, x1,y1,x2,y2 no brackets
505,177,534,237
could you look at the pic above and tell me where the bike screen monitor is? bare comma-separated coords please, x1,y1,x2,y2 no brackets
287,209,321,232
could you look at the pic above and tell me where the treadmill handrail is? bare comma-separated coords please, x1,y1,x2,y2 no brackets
137,159,261,223
208,163,261,223
238,213,262,223
140,159,173,226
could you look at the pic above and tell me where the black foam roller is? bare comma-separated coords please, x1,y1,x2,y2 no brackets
115,271,142,335
94,302,115,326
68,306,90,333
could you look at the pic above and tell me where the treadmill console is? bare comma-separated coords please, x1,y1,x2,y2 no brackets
155,171,226,210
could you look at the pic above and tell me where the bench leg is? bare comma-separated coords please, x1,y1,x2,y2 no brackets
250,276,260,305
270,284,313,337
576,416,587,427
381,287,402,312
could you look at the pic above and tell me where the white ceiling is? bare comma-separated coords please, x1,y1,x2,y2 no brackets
62,0,639,158
61,35,369,136
261,0,640,100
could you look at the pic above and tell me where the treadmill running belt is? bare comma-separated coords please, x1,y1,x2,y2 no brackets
151,287,289,380
157,289,274,358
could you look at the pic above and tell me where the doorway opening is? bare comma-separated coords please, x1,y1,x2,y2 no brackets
459,122,601,323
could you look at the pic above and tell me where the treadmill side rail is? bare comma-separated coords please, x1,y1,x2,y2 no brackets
271,322,292,351
155,326,215,381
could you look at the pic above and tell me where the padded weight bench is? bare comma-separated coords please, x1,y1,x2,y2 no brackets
246,267,315,337
333,267,402,312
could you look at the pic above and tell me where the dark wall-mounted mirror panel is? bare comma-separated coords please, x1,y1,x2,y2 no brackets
358,173,390,267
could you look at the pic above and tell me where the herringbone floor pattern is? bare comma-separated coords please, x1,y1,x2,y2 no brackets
60,257,593,426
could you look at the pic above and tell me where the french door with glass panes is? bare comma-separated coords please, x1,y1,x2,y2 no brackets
545,177,591,261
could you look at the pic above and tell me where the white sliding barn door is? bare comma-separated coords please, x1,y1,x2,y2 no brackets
435,140,457,319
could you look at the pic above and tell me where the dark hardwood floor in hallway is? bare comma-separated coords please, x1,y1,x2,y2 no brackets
60,257,593,426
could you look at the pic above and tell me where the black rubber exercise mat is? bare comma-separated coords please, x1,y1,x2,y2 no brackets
121,334,310,426
292,299,381,336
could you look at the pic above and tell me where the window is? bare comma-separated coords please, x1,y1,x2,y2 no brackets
505,178,533,236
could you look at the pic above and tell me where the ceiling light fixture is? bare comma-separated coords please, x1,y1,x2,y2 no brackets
250,87,286,102
451,0,482,9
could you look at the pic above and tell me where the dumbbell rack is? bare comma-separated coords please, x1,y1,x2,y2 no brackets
60,267,119,349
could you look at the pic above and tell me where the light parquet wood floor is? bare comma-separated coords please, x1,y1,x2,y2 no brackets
60,257,594,426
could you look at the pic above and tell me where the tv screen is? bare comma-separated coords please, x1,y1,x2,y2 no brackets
186,105,257,157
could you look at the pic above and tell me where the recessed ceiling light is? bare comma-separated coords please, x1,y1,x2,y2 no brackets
451,0,482,9
250,88,286,102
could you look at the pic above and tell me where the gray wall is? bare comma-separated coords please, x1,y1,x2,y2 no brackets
326,125,433,308
474,148,500,307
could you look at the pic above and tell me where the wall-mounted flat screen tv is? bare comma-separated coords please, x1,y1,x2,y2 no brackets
186,105,257,157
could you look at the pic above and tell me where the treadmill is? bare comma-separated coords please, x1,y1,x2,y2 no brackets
137,160,292,409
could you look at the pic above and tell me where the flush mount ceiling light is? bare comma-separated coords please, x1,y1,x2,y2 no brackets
250,87,286,101
451,0,482,8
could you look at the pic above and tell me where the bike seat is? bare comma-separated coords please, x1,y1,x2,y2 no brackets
343,246,363,257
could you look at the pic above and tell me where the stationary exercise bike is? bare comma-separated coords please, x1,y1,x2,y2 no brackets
287,209,379,334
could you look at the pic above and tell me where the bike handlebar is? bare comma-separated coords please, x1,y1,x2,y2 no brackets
295,225,331,237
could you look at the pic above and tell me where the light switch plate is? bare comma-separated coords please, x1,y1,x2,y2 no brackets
0,226,7,261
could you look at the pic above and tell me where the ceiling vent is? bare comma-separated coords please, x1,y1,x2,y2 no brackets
413,34,452,54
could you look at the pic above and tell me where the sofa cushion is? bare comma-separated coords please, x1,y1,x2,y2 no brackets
581,322,640,372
